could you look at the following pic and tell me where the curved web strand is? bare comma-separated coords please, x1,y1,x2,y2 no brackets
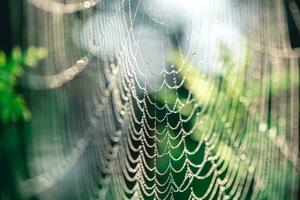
21,0,299,200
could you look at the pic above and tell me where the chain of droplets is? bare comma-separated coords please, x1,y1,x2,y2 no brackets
59,5,297,200
106,30,255,200
24,0,299,199
119,9,299,200
27,0,101,14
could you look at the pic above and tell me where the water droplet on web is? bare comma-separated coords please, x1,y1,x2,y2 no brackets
83,0,95,8
76,58,88,65
240,154,246,161
248,166,255,173
234,141,239,148
259,123,268,132
224,195,230,200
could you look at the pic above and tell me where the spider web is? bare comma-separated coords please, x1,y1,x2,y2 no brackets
20,0,299,199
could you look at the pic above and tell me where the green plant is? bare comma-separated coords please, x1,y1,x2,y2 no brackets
0,47,47,123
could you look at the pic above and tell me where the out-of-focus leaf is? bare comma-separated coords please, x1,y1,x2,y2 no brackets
0,51,6,67
24,47,48,67
0,47,47,123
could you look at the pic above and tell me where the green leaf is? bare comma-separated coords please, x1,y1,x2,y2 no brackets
0,46,47,123
0,51,6,67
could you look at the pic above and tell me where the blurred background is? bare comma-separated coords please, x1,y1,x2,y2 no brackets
0,0,299,199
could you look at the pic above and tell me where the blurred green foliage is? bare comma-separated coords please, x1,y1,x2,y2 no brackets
146,44,298,199
145,45,252,199
0,47,47,123
0,46,47,200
